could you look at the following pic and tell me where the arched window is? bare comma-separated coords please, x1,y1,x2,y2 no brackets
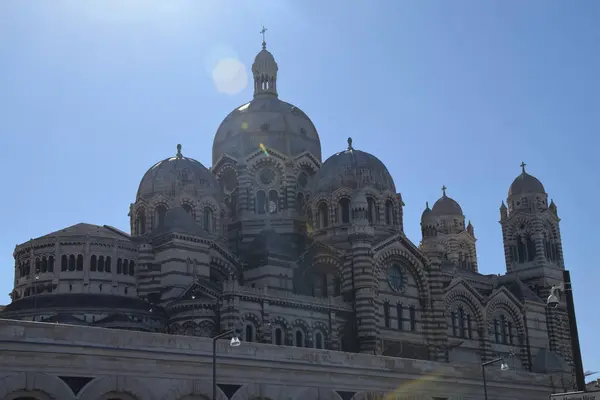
317,202,329,228
339,198,351,224
296,193,305,215
458,308,465,338
135,208,146,234
315,332,323,349
494,319,501,343
385,200,394,225
295,330,304,347
90,255,97,271
61,255,68,271
129,261,135,276
98,256,105,272
122,259,128,275
367,197,376,224
105,256,112,273
68,255,76,271
41,257,48,273
182,203,192,214
268,190,278,214
467,314,473,339
35,258,40,274
451,311,458,337
397,304,403,330
155,205,167,228
48,256,54,272
76,254,84,271
256,191,266,215
245,325,254,342
409,306,416,331
383,302,390,328
203,207,213,232
526,235,536,262
274,328,283,345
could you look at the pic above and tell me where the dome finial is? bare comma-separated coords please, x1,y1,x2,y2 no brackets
347,137,353,150
260,25,268,50
441,185,447,197
176,144,183,159
520,161,527,174
426,201,430,209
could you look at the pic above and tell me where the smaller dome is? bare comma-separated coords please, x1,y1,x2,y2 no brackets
508,163,546,197
137,144,220,200
311,138,396,194
252,48,278,78
420,202,432,221
431,186,463,216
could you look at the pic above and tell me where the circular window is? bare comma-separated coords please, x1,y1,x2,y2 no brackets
387,264,405,292
259,167,276,186
297,172,308,189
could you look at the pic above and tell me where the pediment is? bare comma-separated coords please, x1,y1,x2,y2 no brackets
445,277,484,303
486,285,523,309
213,153,239,172
294,151,321,172
373,233,428,269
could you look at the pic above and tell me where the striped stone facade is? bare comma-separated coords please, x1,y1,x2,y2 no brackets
0,40,578,399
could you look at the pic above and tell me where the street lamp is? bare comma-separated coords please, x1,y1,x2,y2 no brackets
482,357,509,400
547,269,586,392
212,329,241,400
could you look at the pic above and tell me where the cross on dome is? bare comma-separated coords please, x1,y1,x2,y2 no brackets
441,185,447,197
260,26,268,49
252,26,279,97
520,161,527,173
176,144,183,159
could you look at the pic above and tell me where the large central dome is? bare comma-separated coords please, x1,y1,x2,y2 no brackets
212,43,321,166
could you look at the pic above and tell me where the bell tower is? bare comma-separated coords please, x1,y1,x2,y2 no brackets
500,162,564,275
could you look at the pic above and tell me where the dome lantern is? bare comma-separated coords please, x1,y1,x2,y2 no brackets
252,26,278,97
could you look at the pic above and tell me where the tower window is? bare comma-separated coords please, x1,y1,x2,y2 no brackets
339,198,351,224
384,302,390,328
274,328,283,345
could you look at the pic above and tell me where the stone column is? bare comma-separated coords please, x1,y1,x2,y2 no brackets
425,249,447,362
260,295,272,344
348,223,376,354
237,165,252,216
532,216,546,266
284,162,296,214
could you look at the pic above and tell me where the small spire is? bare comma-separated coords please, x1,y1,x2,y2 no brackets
441,185,447,197
520,161,527,174
347,137,353,150
500,200,507,209
425,201,430,210
176,144,183,159
260,25,268,50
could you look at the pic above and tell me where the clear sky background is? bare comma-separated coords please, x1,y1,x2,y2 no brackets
1,0,599,377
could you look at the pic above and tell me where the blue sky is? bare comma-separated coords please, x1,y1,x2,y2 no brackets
1,0,599,376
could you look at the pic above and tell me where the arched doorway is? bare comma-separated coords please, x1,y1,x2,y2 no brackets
2,391,52,400
100,394,138,400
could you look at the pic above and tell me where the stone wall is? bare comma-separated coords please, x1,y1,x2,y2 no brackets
0,319,553,400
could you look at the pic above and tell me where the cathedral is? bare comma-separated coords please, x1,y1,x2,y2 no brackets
0,38,576,400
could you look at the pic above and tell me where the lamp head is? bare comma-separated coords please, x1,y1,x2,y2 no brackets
546,294,560,308
230,336,241,347
500,362,509,371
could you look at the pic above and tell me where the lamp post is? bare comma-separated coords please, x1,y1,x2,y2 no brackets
547,269,586,392
212,329,241,400
482,357,509,400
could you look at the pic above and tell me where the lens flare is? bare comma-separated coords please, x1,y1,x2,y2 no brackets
259,143,269,156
